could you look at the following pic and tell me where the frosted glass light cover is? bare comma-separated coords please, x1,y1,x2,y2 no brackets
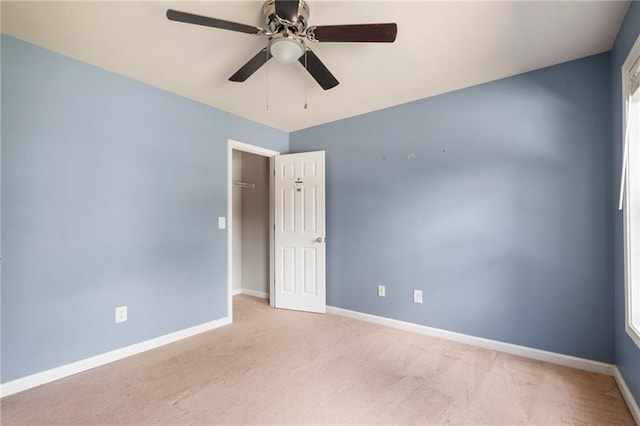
270,38,304,63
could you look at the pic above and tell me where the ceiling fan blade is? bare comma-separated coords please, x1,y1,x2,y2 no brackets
229,48,272,82
274,0,300,22
166,9,263,35
307,23,397,43
299,48,339,90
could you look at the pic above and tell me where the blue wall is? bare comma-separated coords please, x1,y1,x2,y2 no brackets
612,0,640,406
0,35,288,382
291,53,614,363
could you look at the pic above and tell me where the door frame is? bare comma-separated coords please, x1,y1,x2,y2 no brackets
227,140,279,321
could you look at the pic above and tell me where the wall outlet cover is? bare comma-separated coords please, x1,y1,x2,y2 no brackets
413,290,423,304
378,285,386,297
115,306,128,323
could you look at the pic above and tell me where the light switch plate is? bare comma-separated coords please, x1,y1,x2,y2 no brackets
378,285,386,297
218,217,226,229
413,290,423,304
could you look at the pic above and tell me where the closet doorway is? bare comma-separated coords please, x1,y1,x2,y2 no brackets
227,140,279,320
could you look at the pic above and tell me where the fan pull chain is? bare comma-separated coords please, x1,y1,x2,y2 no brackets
265,47,270,111
303,48,308,110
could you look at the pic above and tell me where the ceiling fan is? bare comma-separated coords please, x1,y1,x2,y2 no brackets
166,0,397,90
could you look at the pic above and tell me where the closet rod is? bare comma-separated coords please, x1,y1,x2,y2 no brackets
233,181,255,189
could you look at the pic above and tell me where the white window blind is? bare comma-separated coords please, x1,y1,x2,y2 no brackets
631,55,640,96
618,55,640,210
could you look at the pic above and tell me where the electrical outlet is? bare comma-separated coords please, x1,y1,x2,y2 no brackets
377,285,386,297
115,306,127,323
413,290,423,304
218,217,226,229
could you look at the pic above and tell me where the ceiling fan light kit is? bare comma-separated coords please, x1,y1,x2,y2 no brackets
166,0,397,90
269,35,305,64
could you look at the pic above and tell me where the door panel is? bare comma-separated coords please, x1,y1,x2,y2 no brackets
303,187,317,233
282,247,296,294
274,151,326,313
303,248,317,295
281,187,295,232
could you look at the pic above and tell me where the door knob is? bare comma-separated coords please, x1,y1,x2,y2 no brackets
315,237,324,243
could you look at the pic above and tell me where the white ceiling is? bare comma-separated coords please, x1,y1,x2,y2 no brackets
1,1,630,132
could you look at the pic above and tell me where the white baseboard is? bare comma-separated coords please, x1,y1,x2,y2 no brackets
239,288,269,299
0,316,231,398
326,306,614,376
231,288,268,299
614,366,640,424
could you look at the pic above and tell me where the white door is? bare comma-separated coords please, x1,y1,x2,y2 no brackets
273,151,326,313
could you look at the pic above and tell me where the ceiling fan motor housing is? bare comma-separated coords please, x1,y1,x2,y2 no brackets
263,0,309,34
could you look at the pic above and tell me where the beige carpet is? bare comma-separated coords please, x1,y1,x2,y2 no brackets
1,295,634,425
